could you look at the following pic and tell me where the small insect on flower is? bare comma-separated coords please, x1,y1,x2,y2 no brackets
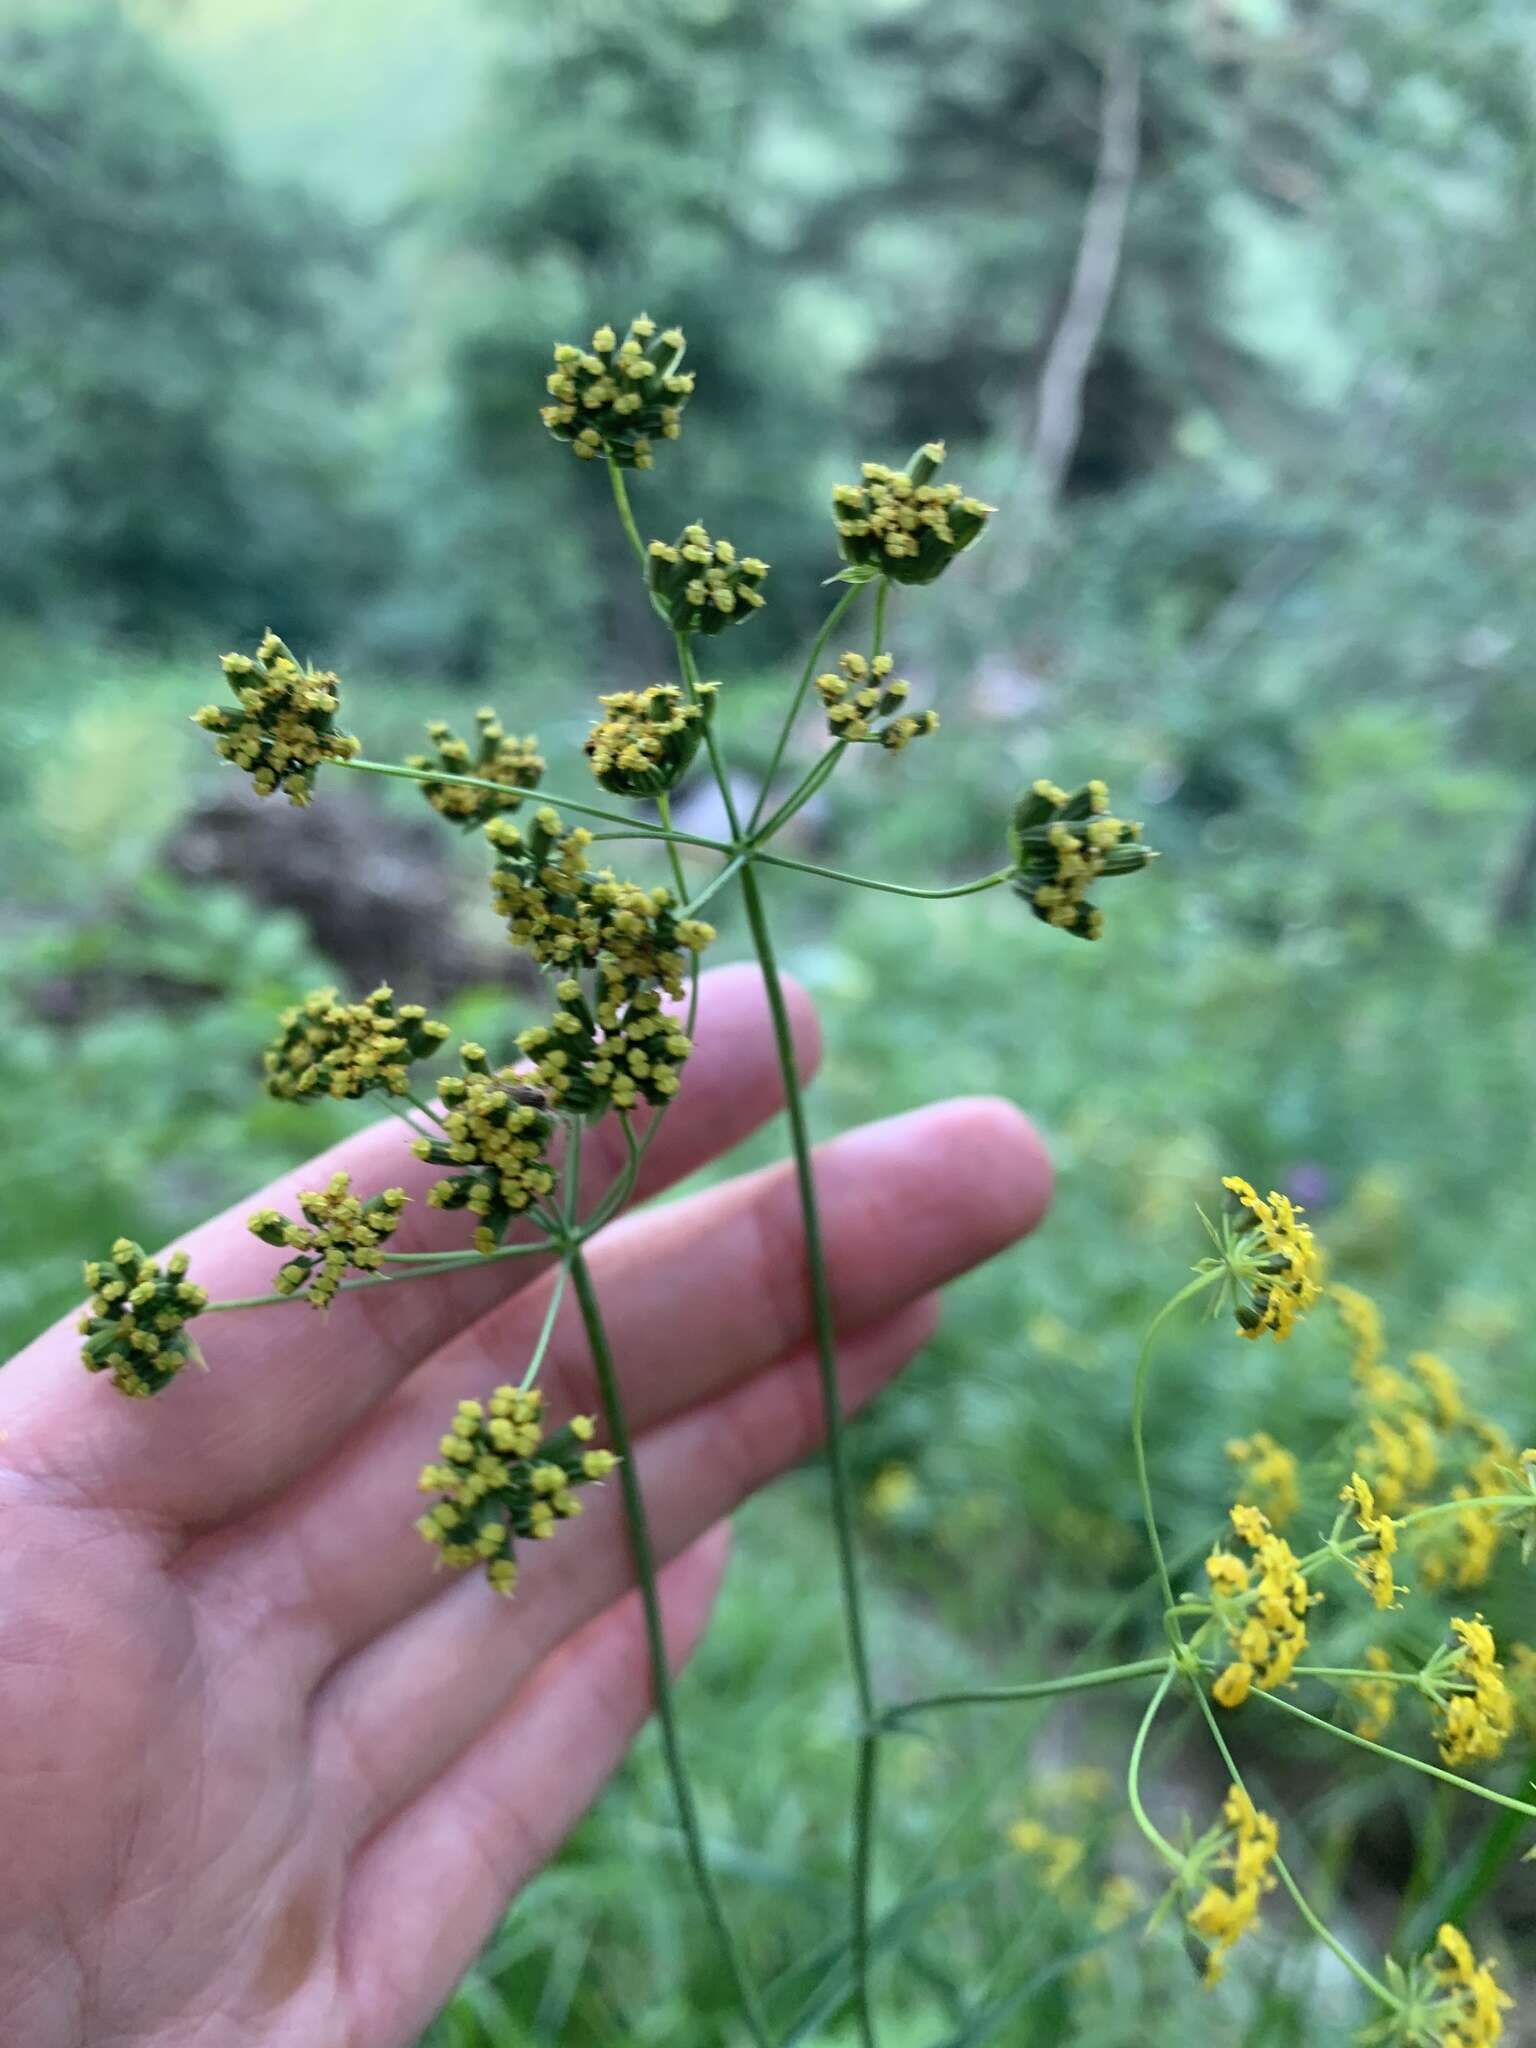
1183,1785,1279,1985
192,630,360,805
1008,777,1154,940
832,442,994,585
79,1239,208,1397
583,682,717,797
1206,1501,1319,1706
1217,1176,1323,1341
248,1175,408,1311
264,984,451,1104
814,651,939,751
646,525,768,634
417,1388,620,1594
540,315,692,469
407,709,544,828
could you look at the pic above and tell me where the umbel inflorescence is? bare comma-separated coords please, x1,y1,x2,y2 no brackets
75,313,1531,2045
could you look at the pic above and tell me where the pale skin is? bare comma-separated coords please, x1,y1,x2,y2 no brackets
0,964,1052,2048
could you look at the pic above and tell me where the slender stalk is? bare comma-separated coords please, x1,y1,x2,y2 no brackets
202,1236,552,1312
338,756,728,851
568,1248,774,2046
676,631,745,842
655,790,691,903
747,581,868,831
1295,1493,1532,1576
1124,1667,1184,1871
752,852,1014,901
1188,1681,1397,2008
1130,1269,1224,1621
751,742,846,845
518,1258,571,1393
738,860,879,2048
882,1656,1170,1726
1246,1687,1536,1820
607,456,648,567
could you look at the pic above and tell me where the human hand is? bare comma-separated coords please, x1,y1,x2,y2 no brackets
0,964,1050,2048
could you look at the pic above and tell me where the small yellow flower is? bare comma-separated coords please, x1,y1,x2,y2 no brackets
1433,1617,1515,1769
248,1174,408,1310
1340,1471,1404,1609
193,630,359,805
407,709,544,828
814,650,939,752
582,682,716,797
865,1462,919,1520
1009,777,1154,942
646,523,768,634
1350,1645,1398,1743
264,984,450,1104
1226,1431,1300,1527
832,442,993,585
1006,1817,1083,1891
1207,1501,1318,1702
1428,1923,1513,2045
79,1240,207,1397
540,316,691,469
1220,1177,1323,1341
1185,1786,1279,1984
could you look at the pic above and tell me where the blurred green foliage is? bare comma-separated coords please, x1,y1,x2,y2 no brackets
3,0,1535,2042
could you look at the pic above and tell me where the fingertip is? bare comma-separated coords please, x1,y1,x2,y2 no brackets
693,960,822,1088
935,1095,1054,1243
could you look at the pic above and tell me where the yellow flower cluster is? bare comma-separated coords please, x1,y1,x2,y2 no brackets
406,709,544,827
1425,1923,1513,2046
518,979,693,1117
1221,1176,1323,1340
1185,1786,1279,1984
1006,1817,1083,1891
409,1045,557,1257
832,442,994,585
814,650,939,751
264,984,451,1104
646,525,768,635
539,316,692,469
1333,1287,1518,1588
247,1173,408,1311
79,1239,207,1398
1434,1616,1515,1769
582,682,716,798
193,630,360,805
1008,777,1152,941
1340,1471,1404,1609
1225,1430,1300,1527
486,805,714,1002
1207,1502,1318,1707
417,1387,618,1594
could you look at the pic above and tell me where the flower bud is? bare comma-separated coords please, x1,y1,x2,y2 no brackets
407,708,544,829
832,445,994,586
1008,778,1153,940
646,524,768,634
539,315,693,470
583,682,717,797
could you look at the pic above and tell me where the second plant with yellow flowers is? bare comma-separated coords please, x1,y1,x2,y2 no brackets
79,315,1534,2046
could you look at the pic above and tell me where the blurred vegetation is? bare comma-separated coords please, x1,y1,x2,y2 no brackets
2,0,1534,2042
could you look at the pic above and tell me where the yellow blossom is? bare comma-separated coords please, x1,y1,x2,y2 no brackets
1340,1471,1405,1608
1226,1431,1300,1526
1350,1645,1398,1743
1207,1501,1318,1702
1434,1617,1515,1769
1221,1177,1323,1340
1185,1786,1279,1984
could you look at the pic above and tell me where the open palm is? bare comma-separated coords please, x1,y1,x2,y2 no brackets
0,965,1050,2048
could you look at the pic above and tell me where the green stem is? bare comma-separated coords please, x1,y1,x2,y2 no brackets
338,757,728,852
882,1656,1170,1726
1188,1681,1397,2008
518,1257,571,1393
1246,1686,1536,1820
203,1236,553,1312
870,576,889,665
738,859,879,2048
676,631,745,842
1131,1270,1225,1622
681,848,752,921
567,1249,775,2047
752,742,847,845
607,456,648,568
747,581,868,832
1124,1667,1184,1872
752,852,1014,901
1296,1493,1532,1576
655,790,691,904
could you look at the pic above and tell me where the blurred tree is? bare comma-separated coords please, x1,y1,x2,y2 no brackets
0,1,376,645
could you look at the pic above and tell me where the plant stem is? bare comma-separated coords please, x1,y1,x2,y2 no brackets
655,790,691,903
1295,1493,1532,1576
738,860,880,2048
752,742,847,845
1130,1269,1224,1621
1124,1667,1184,1871
676,631,745,841
567,1248,775,2046
203,1237,552,1312
607,456,648,567
518,1258,571,1393
338,757,728,851
1246,1686,1536,1820
881,1656,1170,1726
1188,1681,1398,2008
752,852,1014,901
747,581,868,831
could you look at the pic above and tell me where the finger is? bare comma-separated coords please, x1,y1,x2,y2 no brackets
194,1097,1048,1669
338,1523,730,2048
1,964,818,1530
314,1300,935,1847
